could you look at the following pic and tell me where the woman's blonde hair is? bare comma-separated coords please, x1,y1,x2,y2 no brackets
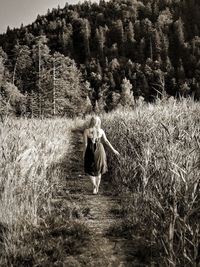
89,115,101,128
89,115,101,140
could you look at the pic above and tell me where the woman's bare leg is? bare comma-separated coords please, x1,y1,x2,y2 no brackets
89,176,97,194
96,174,101,193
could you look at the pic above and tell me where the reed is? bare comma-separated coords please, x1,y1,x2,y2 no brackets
102,97,200,266
0,117,92,266
0,97,199,266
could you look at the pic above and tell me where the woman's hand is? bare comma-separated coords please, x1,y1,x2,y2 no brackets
113,149,120,157
102,130,120,157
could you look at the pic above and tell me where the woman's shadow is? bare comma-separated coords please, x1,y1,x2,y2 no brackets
46,123,88,196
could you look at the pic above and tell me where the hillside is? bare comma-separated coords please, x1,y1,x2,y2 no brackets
0,0,200,116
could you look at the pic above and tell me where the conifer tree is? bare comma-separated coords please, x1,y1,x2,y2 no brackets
59,24,73,56
97,83,109,112
126,22,136,59
111,91,121,110
120,77,135,108
96,26,106,59
94,100,100,114
32,35,50,117
116,20,125,56
139,38,146,63
174,18,185,47
12,44,32,86
0,47,7,86
177,59,185,80
50,52,91,117
82,19,91,59
152,28,161,60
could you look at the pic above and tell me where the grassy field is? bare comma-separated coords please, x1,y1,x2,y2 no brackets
0,97,200,266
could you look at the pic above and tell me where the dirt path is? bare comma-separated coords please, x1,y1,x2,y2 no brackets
65,174,146,267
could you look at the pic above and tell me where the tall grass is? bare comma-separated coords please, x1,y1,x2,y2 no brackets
1,97,199,266
59,97,200,265
0,117,90,265
101,97,200,266
1,118,71,222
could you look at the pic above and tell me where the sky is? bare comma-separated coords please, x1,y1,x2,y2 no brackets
0,0,99,33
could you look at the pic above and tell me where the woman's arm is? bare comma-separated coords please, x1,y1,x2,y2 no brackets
83,129,88,159
102,130,120,156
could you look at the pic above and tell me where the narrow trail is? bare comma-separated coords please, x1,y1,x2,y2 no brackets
65,174,146,267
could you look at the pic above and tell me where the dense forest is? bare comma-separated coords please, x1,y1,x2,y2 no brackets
1,0,200,117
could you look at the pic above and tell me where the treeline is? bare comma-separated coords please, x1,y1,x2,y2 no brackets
1,0,200,117
0,37,92,117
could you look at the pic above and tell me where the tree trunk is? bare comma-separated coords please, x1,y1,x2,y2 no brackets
150,36,153,60
13,49,23,85
53,59,56,116
38,42,42,117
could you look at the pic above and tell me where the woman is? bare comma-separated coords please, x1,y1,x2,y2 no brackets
83,115,120,194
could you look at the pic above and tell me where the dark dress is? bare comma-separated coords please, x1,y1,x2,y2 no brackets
84,136,108,176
